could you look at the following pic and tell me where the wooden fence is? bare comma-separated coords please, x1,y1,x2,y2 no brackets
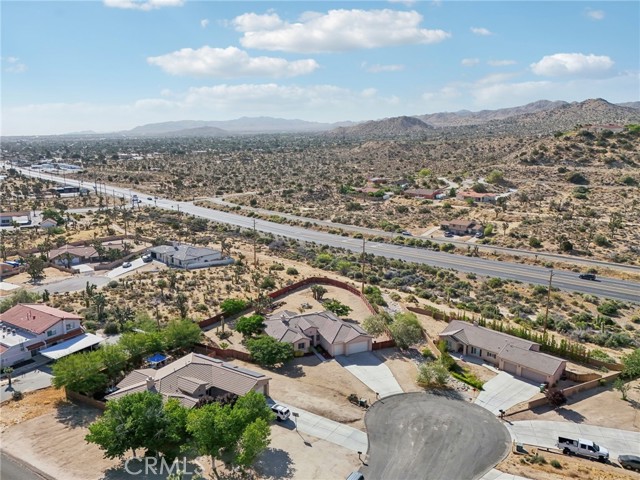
193,343,252,362
372,339,396,350
586,358,624,371
65,388,106,411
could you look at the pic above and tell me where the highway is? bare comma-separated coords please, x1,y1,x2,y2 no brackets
9,166,640,303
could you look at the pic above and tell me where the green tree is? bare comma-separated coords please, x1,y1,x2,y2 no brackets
52,351,108,396
0,289,40,313
362,313,392,337
614,378,630,401
246,335,294,367
417,362,449,387
96,344,128,381
92,292,107,323
220,298,248,316
164,319,202,352
388,312,423,349
175,292,189,319
310,285,327,301
25,255,46,283
111,305,135,331
156,278,168,299
235,315,265,338
486,170,504,184
608,212,623,238
2,367,14,388
323,299,353,317
621,348,640,380
119,332,153,366
86,392,189,460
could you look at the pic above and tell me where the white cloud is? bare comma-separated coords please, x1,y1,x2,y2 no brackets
487,59,516,67
461,58,480,67
476,72,520,85
147,46,319,78
200,19,209,28
103,0,184,11
586,9,605,20
234,9,451,53
362,62,405,73
530,53,614,77
388,0,417,6
4,56,27,73
470,27,492,36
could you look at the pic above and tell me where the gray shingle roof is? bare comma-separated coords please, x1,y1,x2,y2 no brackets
498,344,565,376
149,244,221,261
440,320,536,353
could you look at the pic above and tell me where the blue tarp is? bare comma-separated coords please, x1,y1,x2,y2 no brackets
147,353,167,364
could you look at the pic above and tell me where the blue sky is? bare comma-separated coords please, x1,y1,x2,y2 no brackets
2,0,638,135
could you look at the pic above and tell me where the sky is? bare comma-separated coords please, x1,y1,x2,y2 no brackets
1,0,639,135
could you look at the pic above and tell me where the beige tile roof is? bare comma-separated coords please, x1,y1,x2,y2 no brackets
499,344,565,376
440,320,536,353
106,353,269,406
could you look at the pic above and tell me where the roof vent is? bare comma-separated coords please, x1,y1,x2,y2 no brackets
12,329,17,335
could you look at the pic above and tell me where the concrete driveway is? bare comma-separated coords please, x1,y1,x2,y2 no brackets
508,420,640,458
268,400,368,453
475,372,540,414
106,258,146,278
1,364,53,402
335,352,404,398
362,392,511,480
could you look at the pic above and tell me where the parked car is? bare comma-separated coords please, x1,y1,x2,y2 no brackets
147,197,152,200
142,254,152,263
579,273,597,280
401,231,412,236
475,232,484,238
122,262,132,268
444,231,454,237
618,455,640,471
271,404,291,422
557,437,609,462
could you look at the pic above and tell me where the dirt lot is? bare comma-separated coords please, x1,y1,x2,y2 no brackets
0,387,360,480
510,380,640,431
497,445,639,480
8,267,72,286
231,356,373,430
372,348,422,393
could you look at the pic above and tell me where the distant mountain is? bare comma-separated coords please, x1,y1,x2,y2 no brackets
478,98,640,135
120,117,352,137
327,116,433,138
154,126,230,138
618,101,640,110
415,100,568,127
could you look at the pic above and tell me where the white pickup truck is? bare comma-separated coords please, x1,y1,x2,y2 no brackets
557,437,609,462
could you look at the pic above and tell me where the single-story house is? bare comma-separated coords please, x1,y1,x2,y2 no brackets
456,191,498,204
49,245,100,266
0,211,31,227
39,218,58,230
439,320,566,386
264,310,373,357
440,220,484,236
106,353,271,408
404,188,442,199
368,177,388,185
0,304,84,368
149,243,224,269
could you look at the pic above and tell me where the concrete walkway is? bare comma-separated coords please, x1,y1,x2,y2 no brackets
508,420,640,458
269,400,368,453
475,372,540,415
481,469,532,480
335,352,404,398
1,365,53,402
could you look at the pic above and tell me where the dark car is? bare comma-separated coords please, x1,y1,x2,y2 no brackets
579,273,596,280
619,455,640,471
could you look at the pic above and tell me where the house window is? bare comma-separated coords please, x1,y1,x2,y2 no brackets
66,323,73,330
297,343,306,350
487,352,496,359
47,330,56,337
470,347,481,356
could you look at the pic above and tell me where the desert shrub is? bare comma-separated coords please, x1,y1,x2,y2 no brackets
594,234,611,247
103,322,119,334
220,298,248,316
286,267,298,275
566,171,588,185
269,263,285,271
550,460,562,469
421,347,434,359
529,237,542,248
12,390,24,401
260,276,276,290
84,320,99,332
597,301,619,316
107,280,119,289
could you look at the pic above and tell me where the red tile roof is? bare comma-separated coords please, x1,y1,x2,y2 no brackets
1,304,82,334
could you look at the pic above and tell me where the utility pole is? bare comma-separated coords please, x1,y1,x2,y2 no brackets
360,237,366,293
253,218,258,268
543,269,554,334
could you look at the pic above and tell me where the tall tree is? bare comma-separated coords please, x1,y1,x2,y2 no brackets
92,292,107,322
25,255,46,283
164,319,202,352
52,351,108,396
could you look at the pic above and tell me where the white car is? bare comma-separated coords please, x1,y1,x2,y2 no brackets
271,404,291,421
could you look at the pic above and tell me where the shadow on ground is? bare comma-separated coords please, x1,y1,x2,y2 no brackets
55,400,101,428
101,458,204,480
254,448,295,479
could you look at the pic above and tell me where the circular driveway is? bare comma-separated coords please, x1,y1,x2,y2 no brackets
361,392,511,480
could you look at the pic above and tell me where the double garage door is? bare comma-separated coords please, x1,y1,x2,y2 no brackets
345,341,370,356
503,362,547,384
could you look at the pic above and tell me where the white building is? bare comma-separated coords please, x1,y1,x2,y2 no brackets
149,243,226,269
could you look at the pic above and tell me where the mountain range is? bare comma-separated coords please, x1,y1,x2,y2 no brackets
62,98,640,139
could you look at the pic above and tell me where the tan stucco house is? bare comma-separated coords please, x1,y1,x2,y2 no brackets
439,320,566,386
106,353,270,407
264,310,373,357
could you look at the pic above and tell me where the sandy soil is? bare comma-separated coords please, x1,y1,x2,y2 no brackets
231,356,373,430
497,445,639,480
510,380,640,431
0,387,66,433
255,424,361,480
9,267,72,286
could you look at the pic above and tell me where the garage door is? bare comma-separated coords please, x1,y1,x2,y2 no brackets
521,368,547,384
345,341,369,356
502,361,518,375
333,344,345,356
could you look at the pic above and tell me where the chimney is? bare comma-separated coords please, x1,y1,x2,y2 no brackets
145,377,155,390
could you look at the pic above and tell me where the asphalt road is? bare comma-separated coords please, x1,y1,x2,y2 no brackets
361,392,511,480
11,166,640,302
